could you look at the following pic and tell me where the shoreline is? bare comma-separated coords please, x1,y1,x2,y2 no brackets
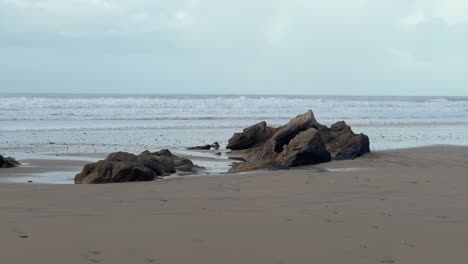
0,149,234,184
1,144,466,184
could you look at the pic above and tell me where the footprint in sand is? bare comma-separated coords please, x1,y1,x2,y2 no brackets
403,241,416,248
87,250,102,263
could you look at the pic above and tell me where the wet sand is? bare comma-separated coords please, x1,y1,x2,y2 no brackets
0,150,231,183
0,145,468,263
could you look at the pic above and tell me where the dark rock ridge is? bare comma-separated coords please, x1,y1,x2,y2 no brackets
0,155,20,168
75,149,196,184
187,142,220,150
227,111,370,173
226,122,276,150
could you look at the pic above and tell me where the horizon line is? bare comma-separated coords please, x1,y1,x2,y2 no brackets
2,92,468,98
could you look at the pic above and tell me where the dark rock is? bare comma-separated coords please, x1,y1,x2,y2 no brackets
187,142,220,151
155,156,176,174
153,149,179,159
138,151,166,176
243,111,326,162
0,155,20,168
320,121,370,159
173,157,196,172
75,160,156,184
187,144,211,150
227,111,369,173
150,149,196,173
227,121,276,150
211,142,220,150
106,152,139,162
75,149,197,184
173,158,193,168
277,128,331,167
269,110,326,153
176,164,195,172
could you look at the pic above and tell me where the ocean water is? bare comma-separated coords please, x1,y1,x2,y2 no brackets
1,94,468,155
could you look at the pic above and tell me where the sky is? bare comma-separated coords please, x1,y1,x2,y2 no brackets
0,0,467,96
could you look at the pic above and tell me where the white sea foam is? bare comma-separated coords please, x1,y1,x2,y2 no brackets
1,95,467,132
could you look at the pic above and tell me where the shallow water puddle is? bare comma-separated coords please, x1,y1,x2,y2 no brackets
324,167,372,172
0,171,75,184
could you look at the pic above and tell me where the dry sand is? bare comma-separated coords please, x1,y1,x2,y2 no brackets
0,145,468,263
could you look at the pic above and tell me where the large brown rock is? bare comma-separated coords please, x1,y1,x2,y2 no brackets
75,160,156,184
138,151,167,176
277,128,331,167
75,150,197,184
269,111,326,153
246,111,326,161
0,155,20,168
227,111,369,173
227,121,277,150
320,121,370,159
150,149,196,173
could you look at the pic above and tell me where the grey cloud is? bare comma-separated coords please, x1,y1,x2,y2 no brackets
0,0,467,95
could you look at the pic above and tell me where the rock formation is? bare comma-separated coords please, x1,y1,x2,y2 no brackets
0,155,20,168
226,122,276,150
187,142,220,150
75,149,196,184
320,121,371,160
227,110,370,173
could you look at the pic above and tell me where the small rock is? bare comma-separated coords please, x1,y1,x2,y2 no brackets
187,144,211,150
0,155,20,168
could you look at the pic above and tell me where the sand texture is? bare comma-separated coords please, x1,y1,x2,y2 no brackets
0,145,468,263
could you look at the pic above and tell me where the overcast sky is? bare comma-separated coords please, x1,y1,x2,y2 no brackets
1,0,467,95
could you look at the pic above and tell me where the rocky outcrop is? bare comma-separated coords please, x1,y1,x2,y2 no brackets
227,111,370,173
75,149,196,184
226,122,277,150
0,155,20,168
320,121,370,160
277,128,331,167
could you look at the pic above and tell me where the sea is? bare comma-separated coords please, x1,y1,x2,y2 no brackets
1,94,468,156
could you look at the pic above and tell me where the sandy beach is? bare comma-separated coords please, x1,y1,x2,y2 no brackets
2,0,468,261
0,145,467,263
